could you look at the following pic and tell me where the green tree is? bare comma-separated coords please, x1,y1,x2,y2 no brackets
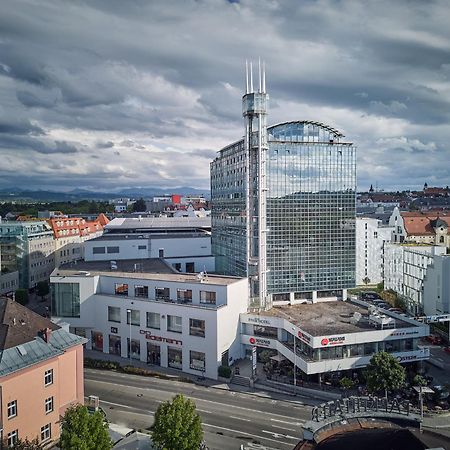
36,281,50,300
365,352,406,398
339,376,354,390
133,198,147,212
413,374,427,387
60,404,112,450
15,289,29,305
152,394,203,450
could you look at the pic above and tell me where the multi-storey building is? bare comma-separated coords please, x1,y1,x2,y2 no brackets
0,221,55,289
355,218,393,286
211,65,356,309
50,259,248,379
384,243,446,314
0,297,86,447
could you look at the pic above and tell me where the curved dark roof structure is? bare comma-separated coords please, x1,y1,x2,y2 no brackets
268,120,345,138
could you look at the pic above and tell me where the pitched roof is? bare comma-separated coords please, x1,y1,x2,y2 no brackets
401,211,450,236
96,213,110,226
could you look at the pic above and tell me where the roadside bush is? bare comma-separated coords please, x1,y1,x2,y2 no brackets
218,365,232,378
84,358,120,371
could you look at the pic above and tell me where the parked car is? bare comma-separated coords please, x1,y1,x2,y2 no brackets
427,335,443,345
362,292,381,301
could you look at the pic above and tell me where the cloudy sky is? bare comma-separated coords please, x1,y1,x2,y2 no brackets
1,0,449,192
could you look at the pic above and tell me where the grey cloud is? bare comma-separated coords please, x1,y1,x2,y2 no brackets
96,141,114,148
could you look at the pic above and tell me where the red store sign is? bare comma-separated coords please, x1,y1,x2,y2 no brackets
248,336,271,348
139,330,182,346
321,336,345,346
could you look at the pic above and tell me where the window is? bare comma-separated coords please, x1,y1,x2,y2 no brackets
7,400,17,419
155,287,170,301
177,289,192,303
51,282,80,318
108,306,121,323
190,351,205,371
109,335,121,355
200,291,216,305
92,246,105,254
91,331,104,351
189,318,205,337
127,309,140,326
173,263,182,272
127,338,140,360
167,315,182,333
45,397,54,414
158,249,164,258
41,423,51,442
146,312,160,329
115,283,128,296
135,285,148,298
44,369,53,386
138,245,147,250
7,430,18,447
185,262,195,273
107,246,120,254
168,347,182,369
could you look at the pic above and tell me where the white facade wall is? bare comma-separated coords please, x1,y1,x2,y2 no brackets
422,255,450,315
356,218,393,286
389,207,406,243
85,236,211,261
51,272,247,379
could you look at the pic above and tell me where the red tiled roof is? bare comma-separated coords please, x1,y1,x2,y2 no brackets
401,211,450,236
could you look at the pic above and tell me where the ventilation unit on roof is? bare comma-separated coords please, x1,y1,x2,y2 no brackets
17,345,27,356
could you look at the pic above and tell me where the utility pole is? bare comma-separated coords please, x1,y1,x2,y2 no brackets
127,309,132,363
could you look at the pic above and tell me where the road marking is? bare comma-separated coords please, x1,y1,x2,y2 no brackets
86,378,308,422
202,423,293,447
197,409,212,414
230,415,251,422
271,424,298,432
262,430,298,440
270,418,304,426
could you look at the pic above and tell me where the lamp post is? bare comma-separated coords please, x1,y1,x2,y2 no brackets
292,327,297,393
126,309,132,363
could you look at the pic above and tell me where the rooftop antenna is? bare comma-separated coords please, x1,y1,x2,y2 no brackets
245,60,249,94
262,60,266,93
258,57,262,93
250,61,254,93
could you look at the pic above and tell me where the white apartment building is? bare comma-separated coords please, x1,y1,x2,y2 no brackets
423,255,450,315
384,243,447,314
242,299,429,379
356,218,393,286
50,259,247,379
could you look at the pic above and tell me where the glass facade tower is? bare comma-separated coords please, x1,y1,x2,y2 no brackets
211,81,356,308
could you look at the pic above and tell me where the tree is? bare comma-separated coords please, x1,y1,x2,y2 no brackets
152,394,203,450
36,281,50,301
133,198,147,212
365,352,405,398
60,404,112,450
15,289,29,305
4,438,43,449
413,374,427,387
362,276,371,285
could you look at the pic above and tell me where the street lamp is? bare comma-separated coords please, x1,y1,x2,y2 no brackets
292,327,297,393
126,309,132,363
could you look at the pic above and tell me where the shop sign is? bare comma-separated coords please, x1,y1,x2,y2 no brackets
397,354,418,362
140,330,182,346
320,336,345,346
110,327,118,334
298,330,311,344
248,317,272,326
248,336,271,348
311,396,411,422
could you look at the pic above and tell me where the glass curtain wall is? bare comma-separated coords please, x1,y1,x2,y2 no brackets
51,283,80,317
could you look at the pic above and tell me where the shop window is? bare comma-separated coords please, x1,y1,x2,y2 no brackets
167,315,182,333
109,335,121,356
177,289,192,303
200,291,216,305
91,331,104,351
108,306,121,323
127,338,140,360
168,347,182,370
190,351,206,372
147,342,161,365
115,283,128,296
253,325,277,338
135,285,148,298
189,318,205,337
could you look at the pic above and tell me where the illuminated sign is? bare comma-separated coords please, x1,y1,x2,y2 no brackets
139,330,182,346
311,396,411,422
320,336,345,346
248,317,272,326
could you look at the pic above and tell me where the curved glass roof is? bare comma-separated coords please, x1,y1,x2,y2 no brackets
268,120,345,142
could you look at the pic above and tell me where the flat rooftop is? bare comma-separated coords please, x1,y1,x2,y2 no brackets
53,258,241,286
106,217,211,231
259,301,413,335
89,231,209,241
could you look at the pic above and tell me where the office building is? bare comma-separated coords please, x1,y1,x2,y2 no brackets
211,64,356,309
0,297,86,446
50,259,247,380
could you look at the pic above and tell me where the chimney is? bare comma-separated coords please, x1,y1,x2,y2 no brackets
41,327,52,343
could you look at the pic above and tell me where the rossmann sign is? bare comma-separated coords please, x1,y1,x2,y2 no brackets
139,330,182,346
248,336,272,348
320,336,346,347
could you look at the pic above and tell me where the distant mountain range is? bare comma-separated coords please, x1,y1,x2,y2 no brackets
0,187,210,202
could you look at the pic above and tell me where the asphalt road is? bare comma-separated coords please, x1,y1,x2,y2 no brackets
85,369,313,450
